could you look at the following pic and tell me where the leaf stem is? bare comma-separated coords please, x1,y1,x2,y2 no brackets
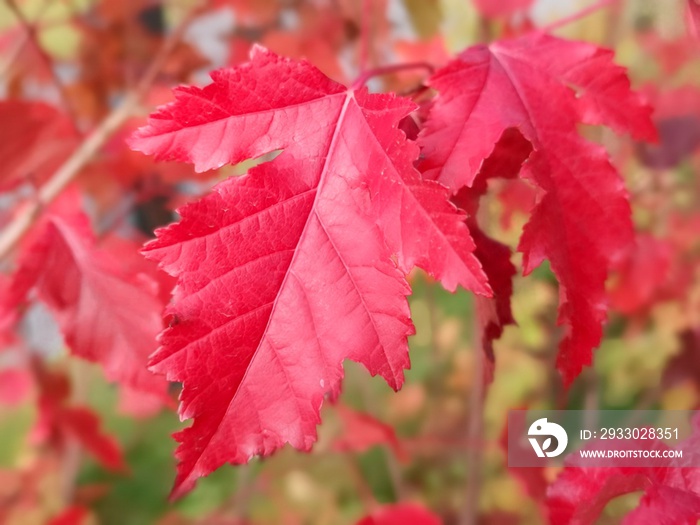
351,62,435,90
0,5,203,263
542,0,621,33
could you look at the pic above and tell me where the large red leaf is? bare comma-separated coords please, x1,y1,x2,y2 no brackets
131,46,489,295
130,47,489,497
418,33,656,384
7,212,168,398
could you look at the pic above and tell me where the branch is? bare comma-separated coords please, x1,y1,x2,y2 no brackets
0,6,202,263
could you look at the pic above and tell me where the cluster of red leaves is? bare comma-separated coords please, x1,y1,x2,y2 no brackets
128,28,655,495
3,0,700,523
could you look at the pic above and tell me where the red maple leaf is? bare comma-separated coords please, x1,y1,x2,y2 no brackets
418,33,656,384
6,211,168,398
130,47,490,497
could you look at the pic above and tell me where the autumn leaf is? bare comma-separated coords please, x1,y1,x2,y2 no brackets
6,211,168,398
419,33,656,384
131,47,489,497
131,46,489,294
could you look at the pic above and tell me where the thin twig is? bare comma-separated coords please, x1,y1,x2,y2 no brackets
542,0,621,33
0,6,202,263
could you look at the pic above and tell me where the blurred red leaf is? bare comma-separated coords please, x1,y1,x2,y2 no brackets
636,86,700,168
333,404,408,462
33,366,126,472
0,101,77,190
6,211,169,399
638,32,698,75
609,234,673,316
